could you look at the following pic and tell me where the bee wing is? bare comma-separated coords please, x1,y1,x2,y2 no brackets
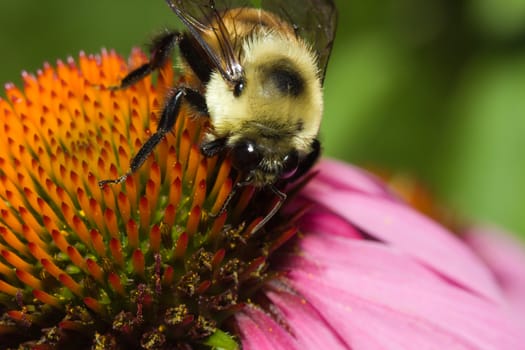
165,0,337,83
261,0,337,83
165,0,249,83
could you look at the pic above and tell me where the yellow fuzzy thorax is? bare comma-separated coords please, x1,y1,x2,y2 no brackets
205,29,323,155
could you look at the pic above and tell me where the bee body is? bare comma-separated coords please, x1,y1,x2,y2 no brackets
100,0,337,232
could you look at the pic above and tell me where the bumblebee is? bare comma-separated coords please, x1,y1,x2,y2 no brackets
99,0,337,231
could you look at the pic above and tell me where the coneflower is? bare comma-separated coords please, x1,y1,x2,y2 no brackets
0,49,296,349
0,50,523,349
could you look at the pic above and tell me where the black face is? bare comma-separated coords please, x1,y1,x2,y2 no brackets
230,139,299,180
231,139,262,173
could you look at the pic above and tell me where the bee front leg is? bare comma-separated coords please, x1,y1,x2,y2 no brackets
98,87,206,187
111,30,181,90
200,138,227,157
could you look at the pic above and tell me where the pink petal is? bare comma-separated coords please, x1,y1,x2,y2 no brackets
309,159,394,198
265,289,351,349
464,226,525,325
285,233,523,349
235,304,300,350
301,185,502,302
298,208,363,239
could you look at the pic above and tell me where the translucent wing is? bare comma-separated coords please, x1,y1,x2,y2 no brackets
167,0,255,15
165,0,337,83
165,0,252,83
262,0,337,83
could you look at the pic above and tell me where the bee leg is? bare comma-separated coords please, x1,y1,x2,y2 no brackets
249,186,286,235
200,138,227,157
111,31,181,90
209,177,252,218
211,183,285,235
98,87,206,187
290,138,320,182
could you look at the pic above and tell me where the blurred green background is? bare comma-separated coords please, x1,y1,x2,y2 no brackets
1,0,524,238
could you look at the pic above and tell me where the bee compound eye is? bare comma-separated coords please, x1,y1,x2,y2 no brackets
231,140,262,172
233,80,245,97
281,150,299,179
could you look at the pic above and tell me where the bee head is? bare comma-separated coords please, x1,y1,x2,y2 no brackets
229,138,300,185
204,30,322,186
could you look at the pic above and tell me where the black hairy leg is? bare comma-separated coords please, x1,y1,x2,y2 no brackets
98,87,207,187
111,31,181,90
200,138,228,157
99,28,210,187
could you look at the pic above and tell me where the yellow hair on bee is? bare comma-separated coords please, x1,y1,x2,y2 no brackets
205,29,323,154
